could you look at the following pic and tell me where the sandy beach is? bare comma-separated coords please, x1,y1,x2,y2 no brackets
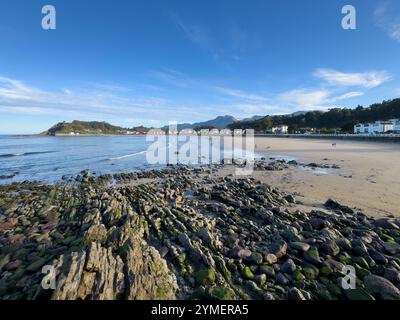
247,137,400,218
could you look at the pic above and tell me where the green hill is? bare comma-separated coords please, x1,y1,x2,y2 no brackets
229,98,400,133
41,120,149,136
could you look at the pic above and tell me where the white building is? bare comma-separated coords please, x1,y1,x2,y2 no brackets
272,125,288,134
392,119,400,133
354,121,394,134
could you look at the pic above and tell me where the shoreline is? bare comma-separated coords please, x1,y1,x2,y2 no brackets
256,134,400,144
1,136,399,218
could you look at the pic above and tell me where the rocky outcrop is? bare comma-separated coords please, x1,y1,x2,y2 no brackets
0,164,400,300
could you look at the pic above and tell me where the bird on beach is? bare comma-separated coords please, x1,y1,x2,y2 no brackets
332,143,337,147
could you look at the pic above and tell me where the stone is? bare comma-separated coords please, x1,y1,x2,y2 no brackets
281,259,296,274
255,274,267,287
288,287,306,300
84,224,107,245
382,242,400,255
275,272,289,285
321,240,340,256
243,266,255,280
244,252,263,265
309,218,329,230
384,268,400,284
264,253,278,265
345,288,375,300
336,238,352,251
211,286,234,300
196,268,216,286
374,219,400,230
368,248,388,265
293,270,305,281
26,258,47,273
324,199,354,213
259,264,275,277
270,241,287,258
304,248,321,265
4,260,22,271
285,194,296,204
289,242,310,252
0,254,11,271
303,266,319,280
237,249,252,259
323,259,345,273
353,256,369,269
364,275,400,300
320,266,332,276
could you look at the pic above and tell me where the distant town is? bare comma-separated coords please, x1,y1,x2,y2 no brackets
354,119,400,134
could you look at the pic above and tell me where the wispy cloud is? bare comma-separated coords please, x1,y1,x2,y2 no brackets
314,69,391,88
278,89,330,110
169,12,262,63
278,89,365,110
170,12,218,57
149,68,195,88
374,1,400,42
215,87,267,102
0,76,197,125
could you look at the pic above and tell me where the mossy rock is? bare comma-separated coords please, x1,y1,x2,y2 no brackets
195,268,216,286
226,259,237,272
380,233,395,242
156,284,175,300
338,253,351,264
353,256,369,269
211,286,235,300
356,267,371,280
243,266,254,280
342,227,353,236
293,270,305,281
26,258,47,273
249,265,258,273
13,249,30,260
255,273,267,287
303,266,319,280
215,256,232,280
320,266,332,276
61,235,77,245
319,276,330,285
8,267,25,282
327,282,342,296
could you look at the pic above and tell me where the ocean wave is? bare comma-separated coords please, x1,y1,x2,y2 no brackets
107,150,147,160
0,151,56,158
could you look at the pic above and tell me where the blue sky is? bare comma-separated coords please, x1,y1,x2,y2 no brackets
1,0,400,133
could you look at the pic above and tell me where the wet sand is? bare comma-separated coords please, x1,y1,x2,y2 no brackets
233,137,400,218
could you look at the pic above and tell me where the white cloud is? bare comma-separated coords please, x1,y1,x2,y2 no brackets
278,89,364,110
0,76,189,124
279,89,330,109
314,69,391,88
